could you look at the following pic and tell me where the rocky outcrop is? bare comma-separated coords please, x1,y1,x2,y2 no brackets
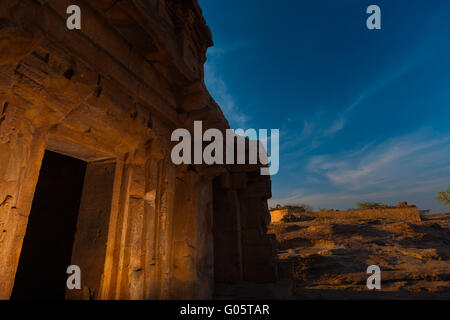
271,202,421,223
269,213,450,299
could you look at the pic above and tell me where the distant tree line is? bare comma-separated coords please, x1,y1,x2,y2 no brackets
272,203,313,212
272,188,450,215
356,202,386,210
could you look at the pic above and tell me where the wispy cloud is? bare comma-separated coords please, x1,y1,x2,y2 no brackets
281,58,425,154
272,128,450,212
309,130,450,188
205,47,249,128
269,178,449,211
280,120,315,150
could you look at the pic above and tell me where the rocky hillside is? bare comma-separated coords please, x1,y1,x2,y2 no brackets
268,213,450,299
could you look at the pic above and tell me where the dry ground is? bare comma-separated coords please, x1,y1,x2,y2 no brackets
267,213,450,299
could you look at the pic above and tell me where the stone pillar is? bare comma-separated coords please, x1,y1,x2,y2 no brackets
125,163,147,299
142,158,160,299
238,172,278,283
155,159,176,299
193,176,214,299
98,142,178,300
101,158,163,299
0,104,46,299
97,159,126,299
170,171,197,298
66,161,116,300
170,171,214,299
212,173,244,283
111,162,133,299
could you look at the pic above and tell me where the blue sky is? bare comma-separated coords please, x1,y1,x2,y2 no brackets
199,0,450,213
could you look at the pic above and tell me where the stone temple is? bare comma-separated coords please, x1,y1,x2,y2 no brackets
0,0,277,299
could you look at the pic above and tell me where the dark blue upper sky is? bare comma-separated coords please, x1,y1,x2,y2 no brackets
199,0,450,212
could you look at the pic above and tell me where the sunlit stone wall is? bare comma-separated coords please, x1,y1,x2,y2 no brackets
0,0,277,299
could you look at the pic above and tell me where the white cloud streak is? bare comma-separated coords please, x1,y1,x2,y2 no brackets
271,129,450,212
204,47,249,128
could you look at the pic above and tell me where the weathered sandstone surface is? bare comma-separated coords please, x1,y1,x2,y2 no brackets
269,213,450,299
271,204,421,223
0,0,277,299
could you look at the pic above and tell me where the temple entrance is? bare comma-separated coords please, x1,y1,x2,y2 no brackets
11,151,87,300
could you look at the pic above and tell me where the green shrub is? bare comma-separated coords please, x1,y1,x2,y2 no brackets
277,203,313,212
435,187,450,205
281,214,300,223
356,201,385,210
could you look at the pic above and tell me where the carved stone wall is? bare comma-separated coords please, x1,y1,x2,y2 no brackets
0,0,277,299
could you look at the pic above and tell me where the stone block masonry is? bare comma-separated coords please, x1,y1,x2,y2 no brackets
0,0,277,299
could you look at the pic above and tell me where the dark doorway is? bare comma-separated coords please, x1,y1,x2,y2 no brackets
11,151,87,300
